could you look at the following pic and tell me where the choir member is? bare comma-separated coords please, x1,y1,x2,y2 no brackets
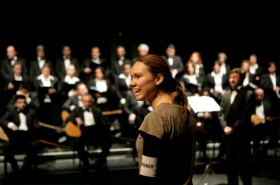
29,45,53,89
4,62,29,101
115,63,132,106
110,46,132,84
1,45,27,82
66,94,111,171
180,62,203,96
61,64,80,99
80,46,109,84
132,43,149,64
249,54,263,85
0,95,41,174
55,46,80,81
62,82,89,113
206,60,230,102
240,60,254,88
188,52,205,85
35,63,61,126
87,67,112,117
260,61,280,101
217,52,231,76
161,44,184,79
6,83,40,111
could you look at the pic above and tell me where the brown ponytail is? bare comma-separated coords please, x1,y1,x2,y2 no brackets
136,54,189,121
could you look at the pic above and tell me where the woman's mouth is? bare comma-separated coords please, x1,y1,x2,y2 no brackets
133,89,141,96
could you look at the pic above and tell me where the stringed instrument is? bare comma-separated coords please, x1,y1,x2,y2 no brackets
251,114,280,127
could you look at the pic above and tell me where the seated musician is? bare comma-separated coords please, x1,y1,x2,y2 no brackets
252,88,277,159
6,83,40,111
61,64,80,100
4,62,29,102
62,82,88,113
66,94,111,171
0,95,41,175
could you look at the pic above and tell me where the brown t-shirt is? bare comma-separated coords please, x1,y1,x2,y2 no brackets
136,103,196,185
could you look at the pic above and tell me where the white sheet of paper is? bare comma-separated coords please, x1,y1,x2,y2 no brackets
187,96,220,113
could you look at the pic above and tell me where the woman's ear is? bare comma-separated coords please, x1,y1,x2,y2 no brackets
155,73,164,85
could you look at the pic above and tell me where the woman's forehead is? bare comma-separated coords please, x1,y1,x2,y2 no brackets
131,62,149,74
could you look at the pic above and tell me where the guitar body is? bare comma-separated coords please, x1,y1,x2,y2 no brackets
65,122,81,137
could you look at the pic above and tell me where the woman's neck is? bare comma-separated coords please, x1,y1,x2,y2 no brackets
214,71,220,75
43,74,49,80
150,91,173,109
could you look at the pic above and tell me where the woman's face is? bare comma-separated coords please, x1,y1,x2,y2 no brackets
219,56,225,64
130,62,158,102
187,64,195,75
241,63,249,73
67,65,76,77
268,64,276,74
123,64,131,76
95,68,104,80
190,53,199,63
213,63,221,73
42,67,50,77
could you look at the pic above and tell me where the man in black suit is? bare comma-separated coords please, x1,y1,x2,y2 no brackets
218,68,255,185
66,94,111,171
62,82,88,113
217,52,231,76
0,95,40,174
251,88,274,161
4,62,29,102
55,46,80,81
1,45,27,82
110,46,132,84
161,44,184,79
29,45,53,87
260,61,280,102
7,83,40,111
132,43,149,64
80,46,109,84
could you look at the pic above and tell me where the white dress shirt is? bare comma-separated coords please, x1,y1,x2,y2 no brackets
220,63,226,75
118,57,124,66
95,79,108,104
184,74,197,85
211,71,223,93
119,73,131,88
14,74,23,81
11,56,18,66
64,75,80,84
63,56,71,71
7,109,28,131
83,107,96,127
92,58,101,64
256,102,265,124
37,74,54,103
167,57,173,66
249,63,258,75
269,73,277,88
38,57,45,69
243,72,250,87
195,64,203,77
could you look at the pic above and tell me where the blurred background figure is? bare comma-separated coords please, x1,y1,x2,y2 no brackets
132,43,149,64
206,60,230,103
188,51,205,85
61,64,80,102
161,44,184,79
180,62,203,96
55,46,80,81
249,54,263,86
1,45,28,84
110,46,132,84
217,52,231,76
80,46,109,84
35,63,61,128
240,60,254,89
29,45,53,91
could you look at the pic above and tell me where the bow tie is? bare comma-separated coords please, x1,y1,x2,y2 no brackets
17,110,26,115
83,108,90,112
256,102,262,106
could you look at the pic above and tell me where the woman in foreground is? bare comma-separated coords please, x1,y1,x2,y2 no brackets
130,54,196,185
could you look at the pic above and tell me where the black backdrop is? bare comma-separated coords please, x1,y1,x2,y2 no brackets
0,1,279,114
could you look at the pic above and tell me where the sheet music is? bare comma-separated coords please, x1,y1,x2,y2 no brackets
187,96,220,113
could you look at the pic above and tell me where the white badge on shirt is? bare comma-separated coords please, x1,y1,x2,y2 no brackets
140,155,158,177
